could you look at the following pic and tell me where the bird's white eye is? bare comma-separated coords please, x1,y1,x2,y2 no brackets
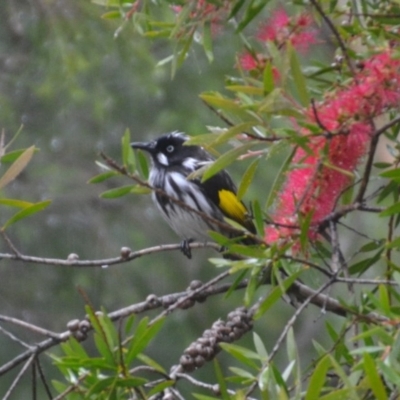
166,145,174,153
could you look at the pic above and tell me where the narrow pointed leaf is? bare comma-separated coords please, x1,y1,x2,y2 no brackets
238,158,259,200
0,198,34,208
363,352,387,400
88,171,119,184
2,200,51,230
0,146,35,190
202,142,255,182
290,48,310,106
202,22,213,62
305,356,330,400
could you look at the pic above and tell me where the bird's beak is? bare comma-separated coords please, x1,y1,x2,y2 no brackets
131,140,156,154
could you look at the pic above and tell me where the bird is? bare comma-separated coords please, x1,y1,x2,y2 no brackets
131,132,256,258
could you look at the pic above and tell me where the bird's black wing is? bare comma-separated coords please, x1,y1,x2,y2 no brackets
196,168,256,234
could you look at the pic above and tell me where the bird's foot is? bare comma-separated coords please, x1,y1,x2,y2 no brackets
180,239,193,259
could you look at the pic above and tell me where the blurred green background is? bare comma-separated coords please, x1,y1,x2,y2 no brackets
0,1,340,397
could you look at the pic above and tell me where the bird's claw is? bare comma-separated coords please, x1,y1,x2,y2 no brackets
180,239,193,259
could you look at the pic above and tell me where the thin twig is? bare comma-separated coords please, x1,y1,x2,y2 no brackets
0,315,61,340
0,275,248,377
355,116,400,204
51,372,90,400
0,324,31,349
35,358,53,399
3,355,35,400
309,0,356,76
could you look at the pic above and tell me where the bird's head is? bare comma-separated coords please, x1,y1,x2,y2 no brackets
131,132,206,169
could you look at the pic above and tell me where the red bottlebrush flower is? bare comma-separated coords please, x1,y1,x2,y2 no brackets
237,52,281,83
238,52,259,71
238,52,263,71
257,8,317,52
257,8,290,42
171,1,231,36
265,50,400,246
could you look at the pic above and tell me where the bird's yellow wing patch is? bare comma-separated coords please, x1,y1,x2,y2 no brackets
218,189,247,225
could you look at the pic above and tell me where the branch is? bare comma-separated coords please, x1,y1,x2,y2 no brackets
355,115,400,203
3,355,35,400
0,274,248,377
0,242,221,268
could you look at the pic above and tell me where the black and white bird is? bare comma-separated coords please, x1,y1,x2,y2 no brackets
131,132,255,258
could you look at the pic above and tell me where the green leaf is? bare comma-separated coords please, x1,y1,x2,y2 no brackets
286,327,297,363
130,185,152,194
125,315,135,336
213,359,230,400
263,61,275,95
236,0,270,32
326,354,353,389
385,236,400,249
237,158,259,200
265,147,295,210
200,93,244,112
52,380,69,394
290,47,310,106
363,352,387,400
87,376,146,396
85,307,116,367
0,146,35,190
229,366,255,379
137,353,166,373
299,211,314,252
378,360,400,387
1,148,38,164
360,240,384,252
193,395,220,400
219,343,260,369
122,128,135,171
101,10,121,19
244,266,260,306
208,122,258,147
93,332,116,367
0,198,34,208
252,199,264,237
100,185,142,199
174,32,194,74
380,202,400,217
225,85,264,96
2,200,52,230
60,337,89,359
228,0,245,19
253,332,268,361
202,21,213,62
125,317,165,365
147,380,175,397
224,269,248,298
380,167,400,181
202,142,255,182
137,150,150,179
88,171,119,184
349,250,383,275
305,356,330,400
379,284,390,314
